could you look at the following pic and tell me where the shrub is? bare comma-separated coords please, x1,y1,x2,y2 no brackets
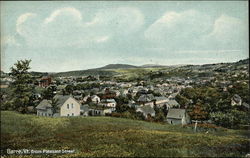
111,112,122,118
210,110,250,129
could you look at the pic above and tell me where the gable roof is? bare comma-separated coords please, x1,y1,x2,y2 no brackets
137,105,155,114
91,95,100,99
36,95,74,110
155,96,168,102
36,99,51,110
168,93,178,99
54,95,71,106
137,94,155,102
167,100,180,107
232,94,242,103
167,109,186,119
101,99,116,103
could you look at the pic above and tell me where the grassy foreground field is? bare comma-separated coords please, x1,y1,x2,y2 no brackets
1,111,249,157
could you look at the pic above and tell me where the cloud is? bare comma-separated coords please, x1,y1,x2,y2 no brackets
201,14,248,49
16,13,37,35
145,10,247,52
144,10,213,49
1,35,20,47
95,36,110,43
14,7,144,49
44,7,82,24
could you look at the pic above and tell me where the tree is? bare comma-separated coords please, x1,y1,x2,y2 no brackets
49,98,59,116
188,102,208,121
65,84,74,94
42,86,55,100
10,59,34,113
154,111,165,122
162,104,168,116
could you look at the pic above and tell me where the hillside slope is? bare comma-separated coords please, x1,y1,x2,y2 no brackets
99,64,138,69
1,111,249,157
51,58,249,77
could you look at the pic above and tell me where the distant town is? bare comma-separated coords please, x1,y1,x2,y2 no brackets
1,58,249,128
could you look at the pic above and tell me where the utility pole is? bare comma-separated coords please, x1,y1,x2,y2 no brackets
194,120,198,132
192,120,200,132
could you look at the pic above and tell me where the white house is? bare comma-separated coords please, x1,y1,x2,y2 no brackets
100,99,117,108
231,94,242,106
83,95,90,102
166,109,190,125
36,95,81,117
91,95,100,103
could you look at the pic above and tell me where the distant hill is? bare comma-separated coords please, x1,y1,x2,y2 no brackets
140,64,167,68
29,71,49,77
41,58,250,77
53,68,118,77
99,64,138,69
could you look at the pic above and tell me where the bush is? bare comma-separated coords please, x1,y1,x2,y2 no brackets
121,111,135,119
111,112,122,118
210,110,250,129
154,111,165,122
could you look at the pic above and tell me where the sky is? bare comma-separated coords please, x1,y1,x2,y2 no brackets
1,1,249,72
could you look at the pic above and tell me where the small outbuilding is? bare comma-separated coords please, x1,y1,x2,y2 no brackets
166,108,190,125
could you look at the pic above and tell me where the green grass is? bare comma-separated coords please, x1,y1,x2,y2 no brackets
1,111,249,157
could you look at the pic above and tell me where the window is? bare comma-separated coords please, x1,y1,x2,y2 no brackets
67,114,70,117
71,103,74,109
72,113,74,116
45,113,47,117
67,104,70,109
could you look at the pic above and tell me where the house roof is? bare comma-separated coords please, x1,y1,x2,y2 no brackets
91,95,100,99
137,105,155,114
232,94,242,103
37,95,74,110
56,85,67,90
36,99,51,110
155,96,168,102
167,100,180,107
54,95,71,106
168,93,178,99
101,99,116,103
167,109,186,119
137,94,155,102
242,102,249,108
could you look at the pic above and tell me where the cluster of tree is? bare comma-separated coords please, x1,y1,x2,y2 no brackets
63,83,102,94
176,85,249,129
153,105,167,122
1,60,60,114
